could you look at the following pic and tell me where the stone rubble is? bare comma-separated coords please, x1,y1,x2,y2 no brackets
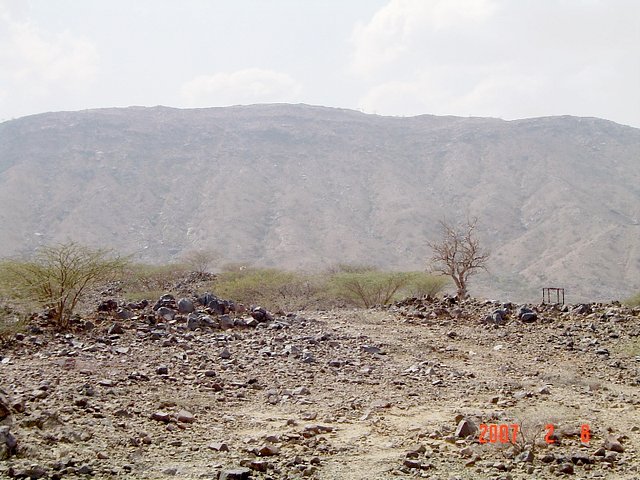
0,291,638,478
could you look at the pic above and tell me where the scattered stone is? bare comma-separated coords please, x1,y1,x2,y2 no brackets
245,459,267,472
177,298,195,314
251,307,273,323
0,393,11,421
256,444,280,456
292,386,310,396
151,411,172,423
219,468,251,480
219,315,234,330
570,451,593,464
301,351,315,363
1,294,638,478
0,426,17,459
208,299,227,315
208,442,229,452
558,463,574,474
403,459,421,469
370,399,391,409
116,308,133,320
538,385,552,395
108,322,124,335
406,444,426,458
603,452,619,463
157,307,176,321
153,294,177,311
97,299,118,312
515,450,534,463
455,419,478,438
604,436,624,453
176,410,195,424
361,345,385,354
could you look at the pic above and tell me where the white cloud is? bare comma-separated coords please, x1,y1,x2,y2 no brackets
351,0,497,76
359,67,543,118
353,0,640,126
0,5,98,108
180,68,302,107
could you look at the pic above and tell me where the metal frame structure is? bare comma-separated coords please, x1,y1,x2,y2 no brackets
542,287,565,304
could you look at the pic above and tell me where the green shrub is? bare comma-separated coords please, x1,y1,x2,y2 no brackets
323,268,448,308
0,243,127,330
325,269,412,308
402,272,450,298
213,268,322,311
625,292,640,307
120,263,190,301
181,249,219,274
0,306,27,344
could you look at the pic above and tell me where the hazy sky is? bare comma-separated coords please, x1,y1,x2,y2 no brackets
1,0,638,127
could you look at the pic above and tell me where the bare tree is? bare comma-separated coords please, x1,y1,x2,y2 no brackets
427,218,489,299
181,249,219,274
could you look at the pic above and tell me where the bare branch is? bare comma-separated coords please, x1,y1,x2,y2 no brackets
427,218,489,299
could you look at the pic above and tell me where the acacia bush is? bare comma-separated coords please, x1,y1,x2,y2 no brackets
212,268,324,311
0,243,127,330
212,265,449,311
0,305,27,344
403,272,450,298
325,267,447,308
626,292,640,307
120,263,191,301
181,249,219,274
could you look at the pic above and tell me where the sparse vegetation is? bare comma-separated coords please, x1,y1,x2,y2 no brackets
0,242,127,330
510,406,570,454
403,272,450,298
213,268,323,311
120,263,191,301
210,265,448,311
325,267,447,308
427,218,489,299
0,305,27,344
181,248,219,274
625,291,640,307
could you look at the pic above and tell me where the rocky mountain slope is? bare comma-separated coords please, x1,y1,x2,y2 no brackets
0,104,639,301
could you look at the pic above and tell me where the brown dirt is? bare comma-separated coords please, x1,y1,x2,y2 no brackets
1,298,639,479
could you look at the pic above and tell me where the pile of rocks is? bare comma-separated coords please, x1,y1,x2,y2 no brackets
92,292,286,339
393,295,640,327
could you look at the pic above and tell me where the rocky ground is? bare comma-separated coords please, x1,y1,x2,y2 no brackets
1,292,639,480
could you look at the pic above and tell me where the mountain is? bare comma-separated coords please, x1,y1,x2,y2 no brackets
0,104,639,302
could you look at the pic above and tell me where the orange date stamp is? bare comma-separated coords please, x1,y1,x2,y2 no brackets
479,423,591,445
